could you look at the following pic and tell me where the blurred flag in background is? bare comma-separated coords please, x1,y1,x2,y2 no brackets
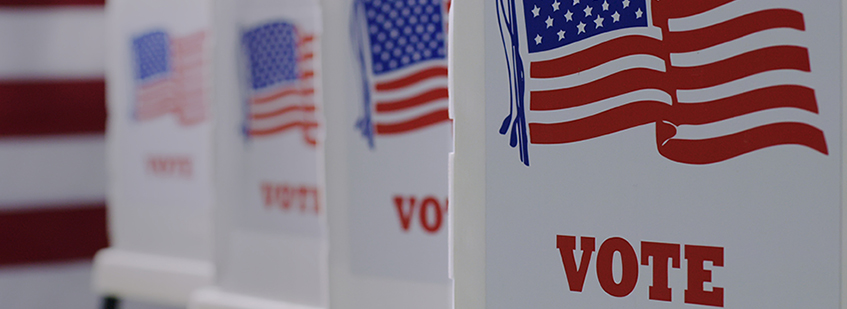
0,0,109,307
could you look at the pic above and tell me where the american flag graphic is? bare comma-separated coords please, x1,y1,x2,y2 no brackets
242,21,318,145
498,0,828,166
133,30,207,126
352,0,450,148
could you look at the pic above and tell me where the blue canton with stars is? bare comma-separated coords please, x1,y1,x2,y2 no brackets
242,22,299,91
523,0,647,53
361,0,446,74
133,31,171,82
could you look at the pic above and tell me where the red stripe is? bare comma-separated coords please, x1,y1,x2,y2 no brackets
376,88,448,112
670,85,818,125
300,70,315,80
375,108,450,135
303,126,318,146
530,68,668,111
0,80,105,137
672,46,810,90
251,104,316,120
0,204,108,266
299,35,314,46
529,101,669,144
531,36,664,78
299,53,315,62
375,66,448,91
667,9,806,53
0,0,103,6
659,122,828,164
249,121,318,136
252,87,314,104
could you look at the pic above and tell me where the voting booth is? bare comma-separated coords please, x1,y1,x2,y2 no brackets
452,0,845,308
322,0,453,308
93,0,215,306
188,1,327,308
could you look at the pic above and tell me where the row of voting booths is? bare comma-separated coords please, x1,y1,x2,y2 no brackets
93,0,847,308
95,0,451,308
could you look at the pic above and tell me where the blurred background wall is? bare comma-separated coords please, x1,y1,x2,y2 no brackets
0,0,108,307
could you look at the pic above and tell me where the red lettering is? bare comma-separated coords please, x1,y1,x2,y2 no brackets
596,237,638,297
299,187,310,212
556,235,723,306
685,245,724,307
311,188,320,214
276,185,293,210
641,241,680,302
146,155,192,178
419,197,443,233
261,183,273,208
556,235,595,292
260,182,320,215
394,195,448,233
394,196,416,231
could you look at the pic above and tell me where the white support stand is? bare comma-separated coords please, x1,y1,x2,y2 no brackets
93,249,213,307
190,288,322,309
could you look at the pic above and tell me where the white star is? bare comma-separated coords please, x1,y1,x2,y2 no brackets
594,15,604,28
584,5,593,17
635,7,643,18
552,0,561,11
532,5,540,17
576,21,586,34
535,34,543,44
573,0,579,5
602,0,609,11
557,29,566,40
611,11,620,22
622,0,630,8
545,16,554,28
564,10,573,21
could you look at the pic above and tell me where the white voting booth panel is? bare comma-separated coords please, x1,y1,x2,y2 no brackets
94,0,215,306
189,1,327,309
323,0,452,308
452,0,846,308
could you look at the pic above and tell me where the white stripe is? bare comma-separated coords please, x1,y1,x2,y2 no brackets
0,7,105,80
0,135,106,210
372,98,449,125
250,109,316,131
672,107,820,140
372,77,448,103
667,2,789,32
527,89,672,124
676,70,813,103
530,54,666,91
670,28,807,67
251,96,311,115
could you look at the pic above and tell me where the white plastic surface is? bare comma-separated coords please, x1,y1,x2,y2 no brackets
452,0,846,308
96,0,216,305
92,249,213,307
323,0,452,308
188,1,328,308
189,288,322,309
841,1,847,307
449,1,486,308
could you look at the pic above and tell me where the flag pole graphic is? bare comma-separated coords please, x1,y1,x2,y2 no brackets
352,0,376,149
497,0,530,166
